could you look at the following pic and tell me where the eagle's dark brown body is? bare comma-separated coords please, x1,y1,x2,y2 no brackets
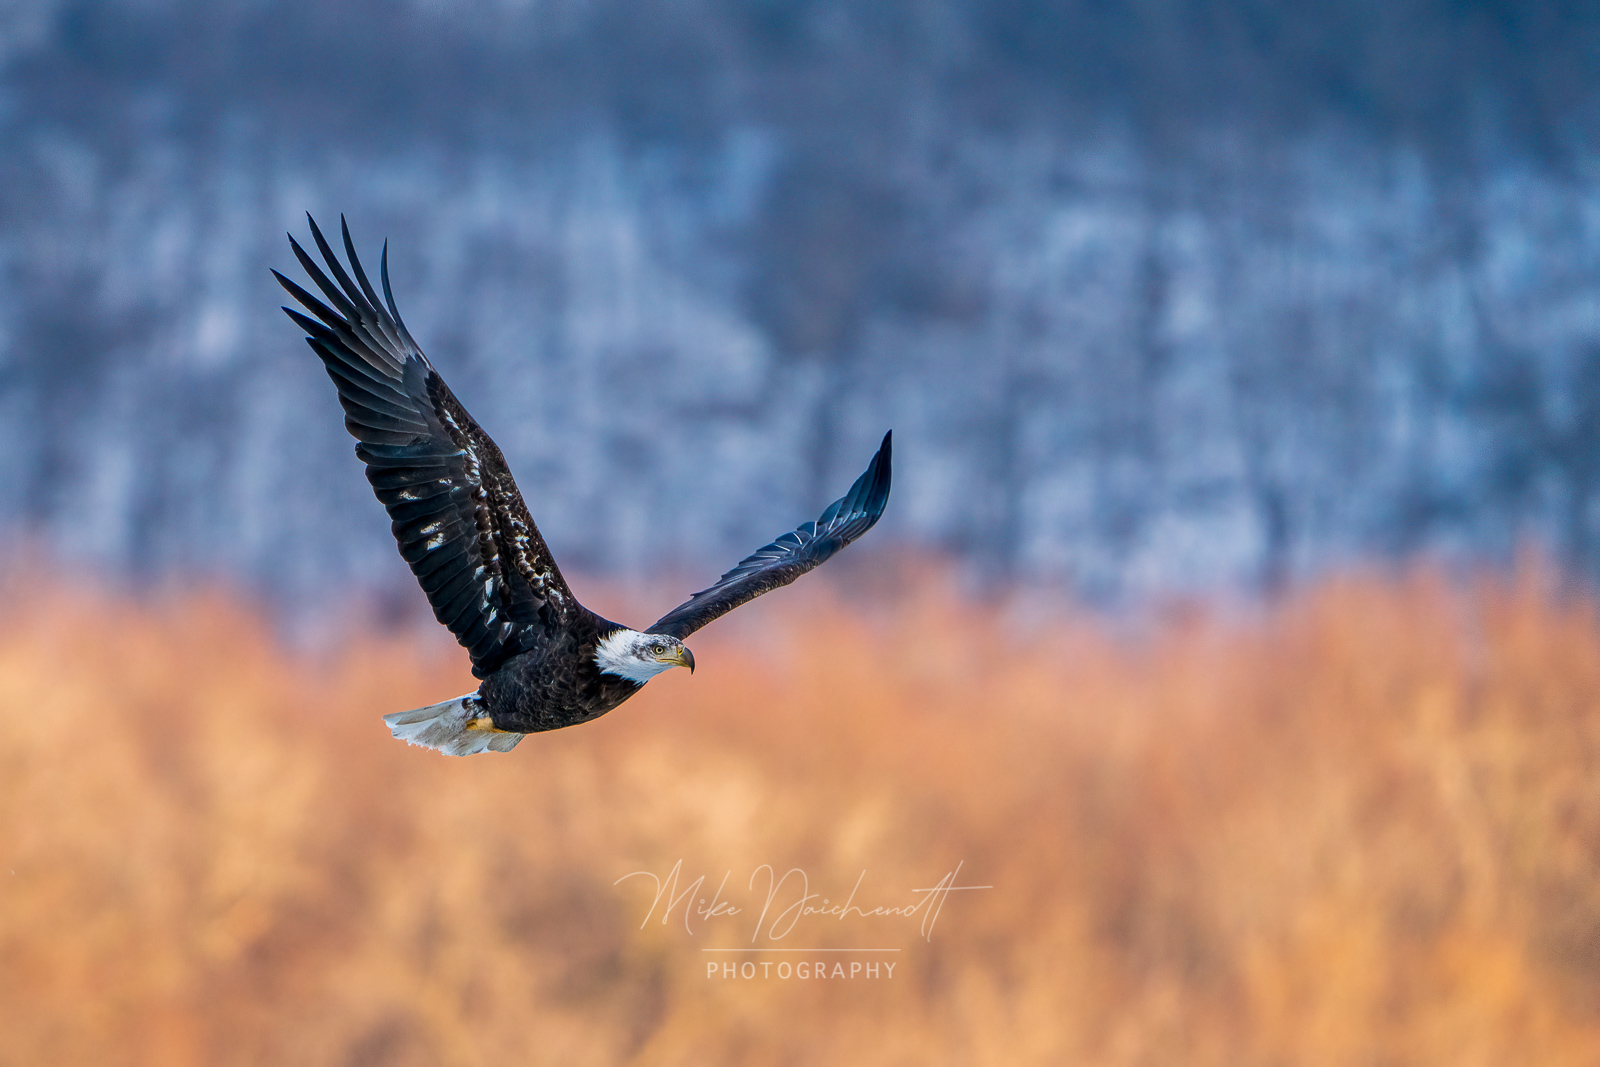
478,615,642,733
277,215,892,753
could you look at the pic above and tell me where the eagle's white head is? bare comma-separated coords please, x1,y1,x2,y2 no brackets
595,628,695,683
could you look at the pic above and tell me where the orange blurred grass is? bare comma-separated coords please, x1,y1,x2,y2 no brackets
3,561,1600,1065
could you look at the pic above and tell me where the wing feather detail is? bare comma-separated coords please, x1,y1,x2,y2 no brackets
277,214,580,678
647,432,892,640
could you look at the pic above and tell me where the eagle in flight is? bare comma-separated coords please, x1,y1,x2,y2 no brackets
275,216,892,755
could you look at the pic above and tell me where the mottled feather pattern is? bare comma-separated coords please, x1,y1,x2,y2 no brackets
426,375,569,625
275,214,578,678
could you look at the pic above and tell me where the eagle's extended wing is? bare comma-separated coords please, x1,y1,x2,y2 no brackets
275,215,576,678
647,432,892,640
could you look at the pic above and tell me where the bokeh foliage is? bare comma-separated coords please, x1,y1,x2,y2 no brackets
3,563,1600,1063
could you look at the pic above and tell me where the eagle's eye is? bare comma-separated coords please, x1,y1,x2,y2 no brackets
649,642,667,656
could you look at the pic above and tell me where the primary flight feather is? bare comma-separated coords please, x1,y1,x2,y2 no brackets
275,215,892,755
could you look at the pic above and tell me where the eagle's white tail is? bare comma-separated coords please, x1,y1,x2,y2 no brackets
382,694,524,756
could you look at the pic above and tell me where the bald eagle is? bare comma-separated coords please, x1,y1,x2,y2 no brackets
275,216,891,755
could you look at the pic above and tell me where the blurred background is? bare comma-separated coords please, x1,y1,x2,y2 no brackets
3,0,1599,604
5,1,1600,1064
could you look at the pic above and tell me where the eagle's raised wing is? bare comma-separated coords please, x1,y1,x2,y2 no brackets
275,215,576,678
647,432,892,640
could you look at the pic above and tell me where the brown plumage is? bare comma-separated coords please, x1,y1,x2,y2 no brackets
276,215,892,754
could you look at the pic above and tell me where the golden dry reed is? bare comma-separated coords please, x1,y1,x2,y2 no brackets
3,562,1600,1066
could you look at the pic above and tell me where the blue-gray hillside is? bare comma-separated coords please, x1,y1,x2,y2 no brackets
2,0,1599,606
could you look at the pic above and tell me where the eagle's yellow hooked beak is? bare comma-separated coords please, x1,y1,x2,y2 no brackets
660,645,695,674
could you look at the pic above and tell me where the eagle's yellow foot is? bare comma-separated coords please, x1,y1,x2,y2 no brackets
464,715,513,733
